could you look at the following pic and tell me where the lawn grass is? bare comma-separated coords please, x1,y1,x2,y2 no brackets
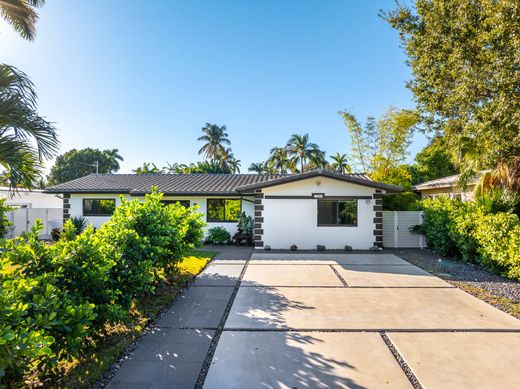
22,250,216,389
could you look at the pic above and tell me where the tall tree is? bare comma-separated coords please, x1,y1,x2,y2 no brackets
285,134,321,173
412,137,457,183
0,0,44,41
267,146,293,174
383,0,520,181
0,64,59,189
340,107,419,186
197,123,231,162
48,148,123,185
330,152,351,174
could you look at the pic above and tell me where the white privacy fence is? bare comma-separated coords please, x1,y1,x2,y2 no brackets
382,211,425,248
6,208,63,240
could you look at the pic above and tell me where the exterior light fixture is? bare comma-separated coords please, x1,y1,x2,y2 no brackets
312,193,325,199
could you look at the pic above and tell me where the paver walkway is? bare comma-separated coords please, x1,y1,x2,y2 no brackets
108,248,520,389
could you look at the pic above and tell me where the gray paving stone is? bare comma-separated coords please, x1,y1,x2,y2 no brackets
225,287,520,330
157,286,233,328
333,264,452,287
250,253,411,265
204,331,411,389
107,329,213,388
389,332,520,389
242,264,343,287
194,264,244,286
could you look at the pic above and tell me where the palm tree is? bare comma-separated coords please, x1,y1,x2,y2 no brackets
330,152,351,174
268,147,293,174
197,123,231,161
0,0,44,41
286,133,321,173
0,64,59,188
248,162,266,173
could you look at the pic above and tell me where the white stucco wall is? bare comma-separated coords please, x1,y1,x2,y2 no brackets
0,188,62,208
68,193,254,234
260,177,379,250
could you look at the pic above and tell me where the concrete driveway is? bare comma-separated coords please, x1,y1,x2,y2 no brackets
108,249,520,389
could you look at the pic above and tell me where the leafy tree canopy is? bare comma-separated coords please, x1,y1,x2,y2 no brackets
412,136,458,184
383,0,520,172
47,148,123,185
340,107,419,186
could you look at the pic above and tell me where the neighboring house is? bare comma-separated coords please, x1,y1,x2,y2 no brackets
0,187,63,209
45,170,401,250
413,173,480,202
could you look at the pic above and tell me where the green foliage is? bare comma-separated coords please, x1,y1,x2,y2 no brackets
382,191,420,211
0,189,205,383
206,227,231,244
418,198,520,280
0,64,59,189
384,0,520,173
70,215,87,235
47,148,123,185
0,0,45,41
474,188,520,215
0,198,12,238
339,107,419,185
412,137,457,184
233,212,254,245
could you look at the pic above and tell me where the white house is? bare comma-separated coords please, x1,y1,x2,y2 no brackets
413,173,481,202
45,170,401,250
0,187,63,208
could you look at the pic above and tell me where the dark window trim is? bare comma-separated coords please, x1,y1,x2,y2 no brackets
82,198,116,217
206,198,242,223
317,199,358,227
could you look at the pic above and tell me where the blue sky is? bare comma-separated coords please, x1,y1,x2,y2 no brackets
0,0,427,174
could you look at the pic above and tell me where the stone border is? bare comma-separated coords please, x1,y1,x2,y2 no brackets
63,193,70,223
194,251,252,388
380,332,423,388
253,189,264,248
373,190,383,247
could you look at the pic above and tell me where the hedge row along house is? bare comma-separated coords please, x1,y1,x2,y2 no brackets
45,170,401,250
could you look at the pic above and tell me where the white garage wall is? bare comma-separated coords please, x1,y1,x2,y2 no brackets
261,177,378,250
69,193,254,234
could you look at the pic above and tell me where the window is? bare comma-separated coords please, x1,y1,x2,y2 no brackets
161,200,190,208
207,199,241,222
317,200,357,226
83,198,116,216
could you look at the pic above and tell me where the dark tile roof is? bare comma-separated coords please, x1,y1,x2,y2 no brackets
45,174,285,195
45,171,402,195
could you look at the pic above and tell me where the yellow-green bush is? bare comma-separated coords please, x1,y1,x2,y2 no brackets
419,198,520,280
0,189,205,383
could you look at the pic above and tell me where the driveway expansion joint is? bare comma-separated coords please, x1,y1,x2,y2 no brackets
380,332,423,389
194,253,252,389
330,265,349,286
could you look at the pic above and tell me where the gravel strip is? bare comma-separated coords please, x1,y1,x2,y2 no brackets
387,248,520,303
329,264,349,287
380,332,423,389
194,253,251,389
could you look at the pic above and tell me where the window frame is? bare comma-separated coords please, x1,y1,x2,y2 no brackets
82,198,116,217
206,198,242,223
317,199,358,227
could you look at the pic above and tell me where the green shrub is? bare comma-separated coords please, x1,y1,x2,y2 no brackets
473,212,520,279
418,197,458,256
70,216,88,235
419,197,520,280
0,198,12,238
0,189,205,384
206,226,231,244
233,212,253,245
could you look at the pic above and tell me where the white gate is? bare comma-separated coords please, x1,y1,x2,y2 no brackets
6,208,63,240
382,211,425,248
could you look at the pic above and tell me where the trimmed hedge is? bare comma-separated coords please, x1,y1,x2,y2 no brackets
419,198,520,280
0,189,205,383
